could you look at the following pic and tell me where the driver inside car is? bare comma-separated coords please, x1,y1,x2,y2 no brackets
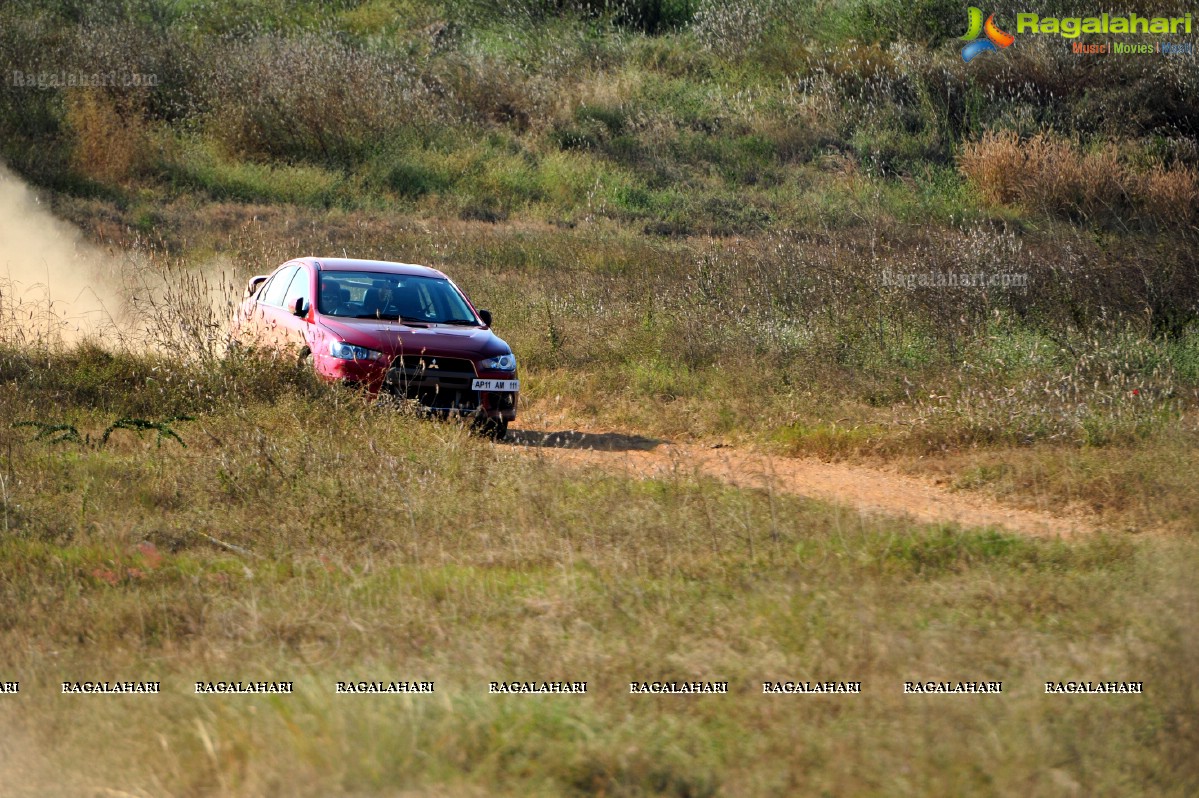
319,280,345,315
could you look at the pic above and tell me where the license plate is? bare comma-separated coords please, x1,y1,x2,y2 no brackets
471,378,520,392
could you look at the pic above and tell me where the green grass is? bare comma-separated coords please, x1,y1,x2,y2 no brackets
0,358,1196,794
3,0,1198,244
165,139,355,207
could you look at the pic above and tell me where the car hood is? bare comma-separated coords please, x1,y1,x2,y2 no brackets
316,316,512,360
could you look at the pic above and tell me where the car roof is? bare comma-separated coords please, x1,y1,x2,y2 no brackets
299,257,448,279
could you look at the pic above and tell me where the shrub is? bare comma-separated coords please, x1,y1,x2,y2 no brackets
383,162,453,199
202,35,432,167
849,0,967,46
508,0,697,34
65,90,153,183
959,130,1198,230
1141,165,1199,228
437,53,539,132
691,0,770,52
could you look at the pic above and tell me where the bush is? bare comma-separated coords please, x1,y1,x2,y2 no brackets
960,130,1199,230
506,0,697,34
849,0,967,45
65,90,154,183
202,35,432,167
382,161,453,199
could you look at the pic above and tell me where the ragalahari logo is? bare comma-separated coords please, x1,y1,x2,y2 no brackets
960,7,1015,61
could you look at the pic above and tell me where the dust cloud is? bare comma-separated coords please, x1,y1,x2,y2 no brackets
0,164,127,344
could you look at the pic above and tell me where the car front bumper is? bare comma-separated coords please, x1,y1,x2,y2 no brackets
317,354,517,421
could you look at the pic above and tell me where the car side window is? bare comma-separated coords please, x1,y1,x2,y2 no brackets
261,265,298,307
282,265,312,310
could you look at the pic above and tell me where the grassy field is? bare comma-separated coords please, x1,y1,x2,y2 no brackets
0,0,1198,794
0,351,1196,796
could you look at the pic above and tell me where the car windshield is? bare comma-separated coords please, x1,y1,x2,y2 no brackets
317,271,479,324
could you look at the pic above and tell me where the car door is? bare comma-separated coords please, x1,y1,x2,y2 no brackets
255,263,299,351
237,268,278,348
276,263,314,358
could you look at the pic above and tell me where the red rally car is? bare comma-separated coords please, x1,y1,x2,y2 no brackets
232,257,518,439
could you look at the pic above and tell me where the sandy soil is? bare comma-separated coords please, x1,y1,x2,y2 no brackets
506,428,1097,538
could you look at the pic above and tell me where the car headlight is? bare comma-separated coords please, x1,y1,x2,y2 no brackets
330,341,384,361
478,353,517,372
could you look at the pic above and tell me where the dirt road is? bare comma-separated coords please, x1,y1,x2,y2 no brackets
507,428,1095,538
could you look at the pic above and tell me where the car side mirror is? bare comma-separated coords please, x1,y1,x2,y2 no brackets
478,309,492,327
291,297,308,317
245,275,268,299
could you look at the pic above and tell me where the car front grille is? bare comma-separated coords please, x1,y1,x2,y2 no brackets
386,355,478,411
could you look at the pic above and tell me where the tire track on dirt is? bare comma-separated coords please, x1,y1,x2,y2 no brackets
506,428,1096,538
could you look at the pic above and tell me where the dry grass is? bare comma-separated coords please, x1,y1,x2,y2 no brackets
0,222,1194,791
35,197,1198,491
0,252,1194,791
1142,165,1199,228
960,130,1199,229
64,89,152,184
904,426,1199,534
0,358,1196,795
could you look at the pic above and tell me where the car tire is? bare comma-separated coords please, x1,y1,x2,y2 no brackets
476,418,508,441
